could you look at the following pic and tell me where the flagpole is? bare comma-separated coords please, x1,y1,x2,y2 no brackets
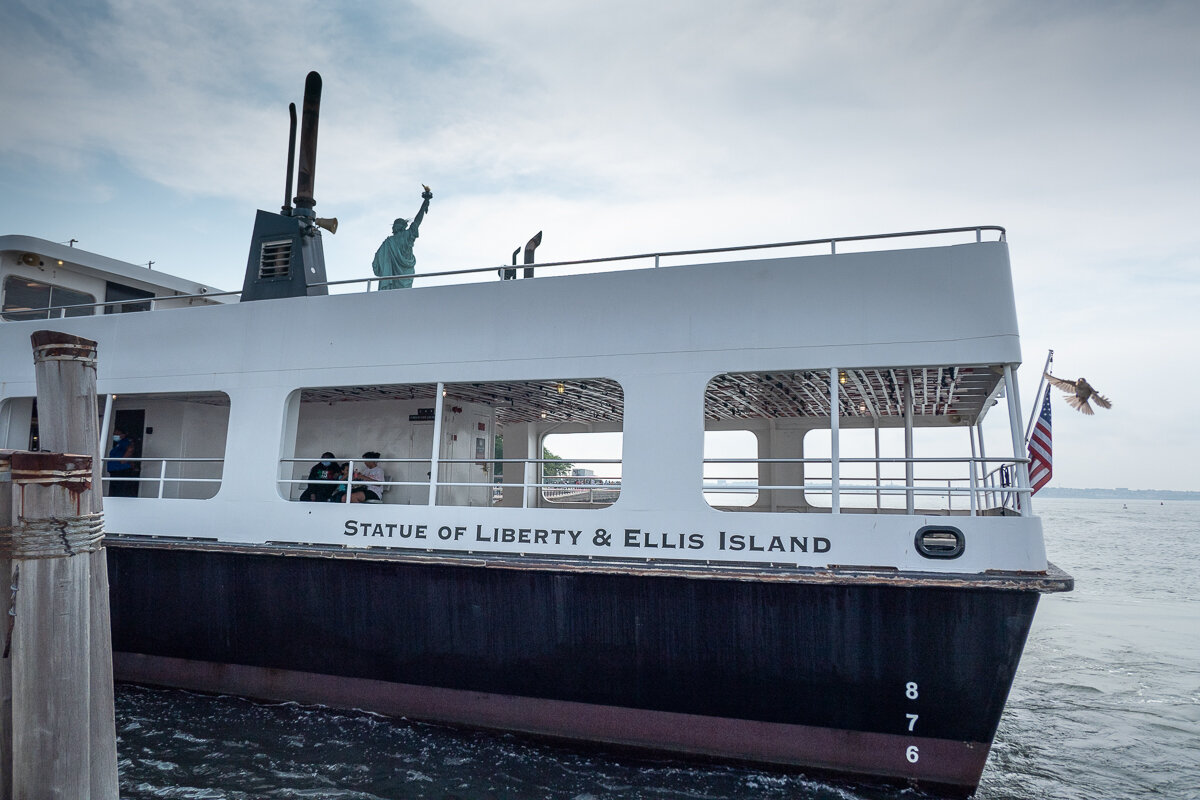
1024,349,1053,444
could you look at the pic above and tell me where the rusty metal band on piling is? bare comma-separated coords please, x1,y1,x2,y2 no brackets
30,331,98,366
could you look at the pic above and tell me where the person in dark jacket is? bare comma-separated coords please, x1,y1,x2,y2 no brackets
106,427,139,497
299,452,341,502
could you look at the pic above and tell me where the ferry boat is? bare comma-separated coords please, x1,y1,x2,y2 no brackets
0,74,1071,797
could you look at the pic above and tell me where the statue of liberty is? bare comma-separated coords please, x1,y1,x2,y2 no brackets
372,185,432,289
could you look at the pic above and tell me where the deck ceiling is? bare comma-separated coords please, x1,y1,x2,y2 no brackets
706,366,1003,425
301,379,624,425
109,391,230,406
298,366,1003,426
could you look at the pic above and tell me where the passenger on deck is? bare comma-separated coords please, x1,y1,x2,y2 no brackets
106,427,139,497
299,452,341,502
330,452,385,503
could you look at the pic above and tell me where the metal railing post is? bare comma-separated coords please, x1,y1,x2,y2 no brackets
1003,365,1032,516
904,379,915,514
427,384,445,505
98,394,114,451
968,427,979,516
874,425,881,511
830,368,840,514
977,427,991,509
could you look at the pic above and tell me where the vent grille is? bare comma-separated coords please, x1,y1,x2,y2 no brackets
259,240,293,280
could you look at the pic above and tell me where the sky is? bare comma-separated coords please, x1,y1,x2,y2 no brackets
2,0,1198,491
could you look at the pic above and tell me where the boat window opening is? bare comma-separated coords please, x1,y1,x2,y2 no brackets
281,378,623,508
0,397,38,450
539,432,622,507
104,281,154,314
803,427,978,512
100,392,230,499
283,383,439,505
2,276,96,321
703,430,759,508
704,367,1025,515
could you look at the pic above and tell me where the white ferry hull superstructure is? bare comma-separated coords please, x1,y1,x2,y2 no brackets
0,64,1070,800
1,229,1070,797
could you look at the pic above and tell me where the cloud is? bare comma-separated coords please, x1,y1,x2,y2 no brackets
2,0,1199,487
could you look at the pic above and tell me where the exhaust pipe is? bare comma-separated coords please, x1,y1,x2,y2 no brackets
281,102,297,215
523,231,542,278
293,71,322,212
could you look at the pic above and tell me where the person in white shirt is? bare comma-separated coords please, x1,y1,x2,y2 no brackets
348,451,385,503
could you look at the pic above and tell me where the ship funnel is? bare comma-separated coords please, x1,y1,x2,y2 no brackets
241,71,330,302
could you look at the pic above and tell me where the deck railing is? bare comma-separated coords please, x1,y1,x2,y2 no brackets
276,453,1026,513
8,225,1007,318
102,457,224,499
278,457,622,508
704,455,1028,515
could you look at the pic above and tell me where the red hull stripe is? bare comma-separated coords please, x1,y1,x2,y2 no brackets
115,652,989,792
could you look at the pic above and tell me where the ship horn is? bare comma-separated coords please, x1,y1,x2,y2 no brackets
314,217,338,234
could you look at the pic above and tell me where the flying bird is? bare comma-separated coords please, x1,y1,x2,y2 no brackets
1045,373,1112,415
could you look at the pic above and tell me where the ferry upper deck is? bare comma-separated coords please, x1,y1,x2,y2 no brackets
0,226,1060,581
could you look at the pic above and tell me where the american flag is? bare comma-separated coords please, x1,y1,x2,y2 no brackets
1028,386,1053,495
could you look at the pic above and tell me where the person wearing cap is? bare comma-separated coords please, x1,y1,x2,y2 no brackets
299,451,342,502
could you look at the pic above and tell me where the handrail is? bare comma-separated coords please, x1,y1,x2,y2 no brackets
101,456,224,500
705,456,1028,464
279,454,622,507
7,224,1006,317
318,224,1007,290
704,452,1027,514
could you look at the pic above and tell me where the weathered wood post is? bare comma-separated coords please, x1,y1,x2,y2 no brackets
30,331,119,799
0,452,11,800
0,332,119,798
8,451,101,797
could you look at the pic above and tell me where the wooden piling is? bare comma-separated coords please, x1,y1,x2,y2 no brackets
0,452,11,800
0,332,118,798
8,452,100,798
29,331,119,798
30,331,119,799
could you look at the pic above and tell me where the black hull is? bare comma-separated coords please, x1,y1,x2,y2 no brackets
107,544,1042,796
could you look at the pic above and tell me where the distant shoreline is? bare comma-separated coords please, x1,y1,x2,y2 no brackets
1040,488,1200,501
